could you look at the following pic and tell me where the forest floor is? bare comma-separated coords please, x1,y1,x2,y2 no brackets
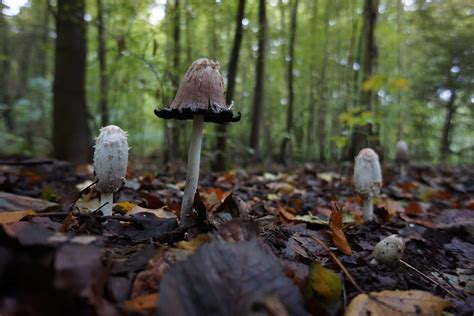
0,159,473,316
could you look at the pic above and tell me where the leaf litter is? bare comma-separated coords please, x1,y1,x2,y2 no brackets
0,160,473,315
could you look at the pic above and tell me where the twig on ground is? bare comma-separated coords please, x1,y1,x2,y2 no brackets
399,259,464,300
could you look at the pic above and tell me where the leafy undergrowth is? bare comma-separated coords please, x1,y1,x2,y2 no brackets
0,160,473,315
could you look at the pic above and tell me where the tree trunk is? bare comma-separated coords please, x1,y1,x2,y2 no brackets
97,0,109,127
306,0,318,159
53,0,91,163
171,0,182,160
347,0,379,159
213,0,246,171
317,0,330,163
279,0,299,163
440,89,457,162
249,0,267,154
0,0,13,131
35,0,51,78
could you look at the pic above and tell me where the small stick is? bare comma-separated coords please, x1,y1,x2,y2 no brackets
399,259,463,300
308,235,365,294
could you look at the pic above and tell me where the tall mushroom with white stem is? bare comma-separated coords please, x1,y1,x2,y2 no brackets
93,125,129,216
154,58,240,227
395,140,409,178
353,148,382,221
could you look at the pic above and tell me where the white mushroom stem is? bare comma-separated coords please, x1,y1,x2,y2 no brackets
362,196,373,221
181,115,204,227
400,163,406,178
100,192,114,216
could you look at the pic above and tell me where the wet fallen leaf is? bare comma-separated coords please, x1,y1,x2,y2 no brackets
158,239,307,315
175,234,211,251
345,290,451,316
0,192,60,212
377,198,404,221
0,209,36,224
404,200,427,216
305,262,343,315
317,172,341,183
128,204,176,219
113,201,136,214
278,205,296,223
329,207,352,255
124,293,159,312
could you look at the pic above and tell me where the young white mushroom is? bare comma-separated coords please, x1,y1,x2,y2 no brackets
93,125,129,216
353,148,382,221
372,234,405,266
395,140,409,178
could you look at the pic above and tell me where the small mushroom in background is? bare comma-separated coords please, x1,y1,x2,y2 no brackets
155,58,240,227
372,234,405,266
93,125,129,216
353,148,382,221
395,140,409,178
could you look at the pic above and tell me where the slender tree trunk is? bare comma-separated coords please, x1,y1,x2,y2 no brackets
396,0,404,140
36,0,51,78
249,0,267,154
97,0,109,126
53,0,91,163
171,0,182,159
317,0,330,163
440,89,457,162
344,0,357,111
306,0,318,159
213,0,246,171
347,0,379,159
279,0,299,163
0,0,13,131
184,3,193,65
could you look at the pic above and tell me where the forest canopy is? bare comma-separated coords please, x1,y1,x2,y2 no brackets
0,0,473,168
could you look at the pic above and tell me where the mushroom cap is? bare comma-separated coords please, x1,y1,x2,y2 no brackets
353,148,382,197
154,58,240,124
395,140,409,162
94,125,129,193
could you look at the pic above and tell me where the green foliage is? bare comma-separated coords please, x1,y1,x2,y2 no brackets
0,0,472,164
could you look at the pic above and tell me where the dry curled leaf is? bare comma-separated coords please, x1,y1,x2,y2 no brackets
329,206,352,255
345,290,451,316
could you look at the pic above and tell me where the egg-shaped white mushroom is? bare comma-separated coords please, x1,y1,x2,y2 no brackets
353,148,382,221
373,234,405,266
93,125,129,216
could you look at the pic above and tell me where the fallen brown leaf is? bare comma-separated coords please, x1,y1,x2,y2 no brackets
329,205,352,255
124,293,159,313
0,209,36,224
345,290,451,316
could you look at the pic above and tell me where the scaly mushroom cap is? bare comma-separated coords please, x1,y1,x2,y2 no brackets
94,125,129,193
395,140,409,162
154,58,240,124
353,148,382,198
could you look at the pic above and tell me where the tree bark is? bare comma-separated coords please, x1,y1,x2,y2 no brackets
213,0,246,171
249,0,267,154
97,0,109,127
306,0,318,159
347,0,379,159
53,0,91,163
0,0,13,131
171,0,182,159
279,0,299,163
440,89,457,162
317,0,330,163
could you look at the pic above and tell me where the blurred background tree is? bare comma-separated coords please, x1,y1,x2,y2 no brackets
0,0,472,167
